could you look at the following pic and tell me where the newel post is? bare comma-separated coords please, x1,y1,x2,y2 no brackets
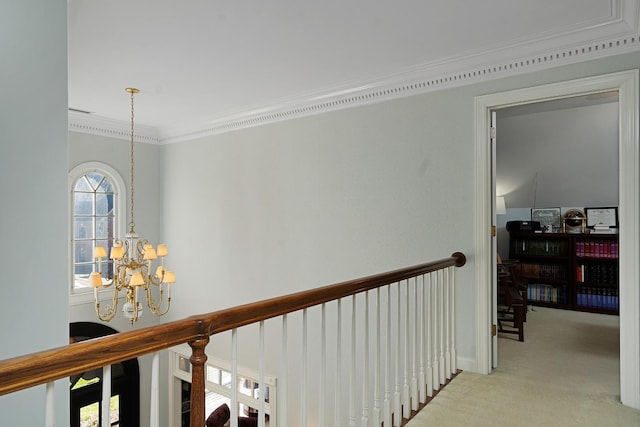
189,333,210,427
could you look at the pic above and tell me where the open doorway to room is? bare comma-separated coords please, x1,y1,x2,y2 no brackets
493,92,620,381
474,70,640,410
69,322,140,427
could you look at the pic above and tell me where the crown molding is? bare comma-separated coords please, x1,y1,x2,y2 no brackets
69,1,640,145
68,111,160,144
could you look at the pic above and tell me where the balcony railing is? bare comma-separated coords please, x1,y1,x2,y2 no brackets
0,252,466,426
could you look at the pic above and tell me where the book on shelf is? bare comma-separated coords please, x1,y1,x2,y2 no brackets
576,262,618,284
575,238,618,259
577,286,619,310
527,283,566,304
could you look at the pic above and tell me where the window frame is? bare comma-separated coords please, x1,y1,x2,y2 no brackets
69,162,126,305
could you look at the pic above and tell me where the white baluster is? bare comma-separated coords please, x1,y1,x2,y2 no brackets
450,266,458,374
350,295,357,427
393,282,401,427
403,280,410,419
384,286,392,427
280,315,288,427
361,291,370,427
444,267,452,379
102,365,111,427
426,272,434,398
302,308,308,427
150,352,160,427
320,304,326,427
231,328,238,427
411,277,418,411
432,271,440,392
372,288,381,427
418,275,426,403
259,321,266,427
438,270,446,386
335,299,343,427
45,381,54,427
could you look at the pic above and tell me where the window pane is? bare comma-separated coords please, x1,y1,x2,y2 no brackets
239,378,253,397
221,371,232,388
77,396,119,427
80,402,99,427
86,173,104,191
75,241,93,264
95,193,113,215
206,366,219,383
97,178,114,193
94,239,110,251
110,395,120,426
74,263,92,277
96,217,112,239
74,217,94,239
74,176,92,192
74,192,93,215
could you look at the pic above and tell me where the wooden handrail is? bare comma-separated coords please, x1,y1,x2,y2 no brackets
0,252,465,397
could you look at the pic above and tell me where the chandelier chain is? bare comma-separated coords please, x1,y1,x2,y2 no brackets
129,88,136,231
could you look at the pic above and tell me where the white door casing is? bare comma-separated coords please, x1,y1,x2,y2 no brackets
474,70,640,409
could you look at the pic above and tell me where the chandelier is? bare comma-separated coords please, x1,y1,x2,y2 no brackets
89,87,176,324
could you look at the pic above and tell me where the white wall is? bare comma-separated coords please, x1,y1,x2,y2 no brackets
159,94,477,423
496,100,619,209
161,94,476,315
0,0,68,424
156,51,640,424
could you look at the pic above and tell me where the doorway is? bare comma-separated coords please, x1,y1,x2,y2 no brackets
473,70,640,409
494,92,619,367
69,322,140,427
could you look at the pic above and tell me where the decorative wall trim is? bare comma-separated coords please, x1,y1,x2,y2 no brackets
69,30,640,145
69,111,160,144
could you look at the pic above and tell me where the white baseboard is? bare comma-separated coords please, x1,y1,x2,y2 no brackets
456,356,478,373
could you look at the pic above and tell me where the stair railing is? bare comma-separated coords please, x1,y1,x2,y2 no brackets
0,252,466,426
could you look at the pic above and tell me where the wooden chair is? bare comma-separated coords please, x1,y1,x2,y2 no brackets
497,259,525,342
500,259,529,322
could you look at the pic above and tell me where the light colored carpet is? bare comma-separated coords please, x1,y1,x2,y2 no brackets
407,307,640,426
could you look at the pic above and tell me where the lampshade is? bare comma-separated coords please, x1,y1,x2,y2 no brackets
157,244,168,257
162,271,176,284
110,244,124,260
143,245,158,260
130,272,145,286
89,271,103,287
93,246,107,258
496,196,507,215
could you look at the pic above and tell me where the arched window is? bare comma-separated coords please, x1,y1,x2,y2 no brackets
69,162,125,295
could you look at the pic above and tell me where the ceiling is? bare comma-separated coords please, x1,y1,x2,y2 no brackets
67,1,640,143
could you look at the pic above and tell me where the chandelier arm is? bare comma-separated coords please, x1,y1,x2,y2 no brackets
148,270,163,286
95,287,119,322
145,284,171,317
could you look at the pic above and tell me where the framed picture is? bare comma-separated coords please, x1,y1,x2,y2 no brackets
531,207,561,232
585,207,618,228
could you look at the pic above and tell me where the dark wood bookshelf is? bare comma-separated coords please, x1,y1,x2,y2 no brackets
508,231,619,314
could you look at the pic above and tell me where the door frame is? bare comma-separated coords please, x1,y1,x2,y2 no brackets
473,69,640,409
